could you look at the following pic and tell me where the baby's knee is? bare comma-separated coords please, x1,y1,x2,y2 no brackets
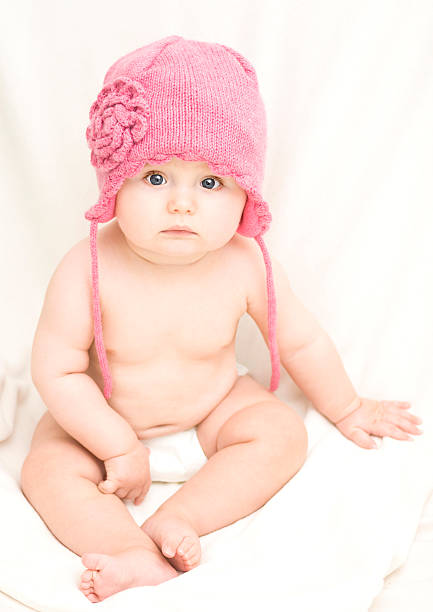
217,400,308,464
21,440,104,498
262,403,308,466
21,445,62,497
21,449,45,502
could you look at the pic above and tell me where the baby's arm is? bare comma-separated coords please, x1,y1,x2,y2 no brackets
31,241,139,461
31,242,151,503
280,330,422,448
281,332,358,424
247,250,422,448
248,256,357,423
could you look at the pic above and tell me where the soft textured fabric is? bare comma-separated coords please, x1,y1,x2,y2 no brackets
0,380,431,612
84,35,280,400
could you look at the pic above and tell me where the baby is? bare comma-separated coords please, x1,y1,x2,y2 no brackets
21,36,422,604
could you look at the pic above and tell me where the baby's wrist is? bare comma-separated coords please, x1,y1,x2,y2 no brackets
333,396,362,425
101,437,141,462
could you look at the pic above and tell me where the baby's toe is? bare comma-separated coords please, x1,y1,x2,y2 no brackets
162,533,184,558
81,569,94,583
81,552,110,571
178,535,195,553
178,535,197,560
176,536,201,570
79,570,95,594
87,592,99,603
183,551,201,570
81,586,94,597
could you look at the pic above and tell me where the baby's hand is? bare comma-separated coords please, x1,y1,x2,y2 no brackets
98,440,152,505
334,397,423,449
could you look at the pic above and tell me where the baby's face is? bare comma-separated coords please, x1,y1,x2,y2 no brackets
114,156,247,266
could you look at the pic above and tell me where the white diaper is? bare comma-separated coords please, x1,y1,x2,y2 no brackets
143,361,248,483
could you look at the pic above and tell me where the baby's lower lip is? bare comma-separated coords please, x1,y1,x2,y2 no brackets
162,230,196,235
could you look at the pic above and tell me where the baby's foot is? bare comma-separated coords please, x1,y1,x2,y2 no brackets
79,545,179,603
141,510,201,572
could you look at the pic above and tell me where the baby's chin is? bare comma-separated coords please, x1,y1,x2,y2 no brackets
125,237,212,267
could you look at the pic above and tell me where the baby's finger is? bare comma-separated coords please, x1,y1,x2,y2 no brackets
115,487,129,499
125,487,141,503
98,479,118,494
388,406,422,424
368,418,413,438
134,489,147,506
382,424,413,441
385,414,423,435
350,428,377,449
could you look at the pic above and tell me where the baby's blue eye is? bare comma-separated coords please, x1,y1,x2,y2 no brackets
145,173,165,186
201,177,222,190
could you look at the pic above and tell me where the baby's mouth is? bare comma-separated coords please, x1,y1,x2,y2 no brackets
161,230,197,236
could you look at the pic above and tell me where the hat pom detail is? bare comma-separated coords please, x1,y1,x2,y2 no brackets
86,77,151,172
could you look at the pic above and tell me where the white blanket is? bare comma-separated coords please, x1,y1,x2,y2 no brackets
1,0,433,610
0,374,432,611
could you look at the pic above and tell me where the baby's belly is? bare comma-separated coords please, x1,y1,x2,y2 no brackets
87,351,239,439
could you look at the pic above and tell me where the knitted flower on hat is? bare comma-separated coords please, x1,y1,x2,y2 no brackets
86,77,151,172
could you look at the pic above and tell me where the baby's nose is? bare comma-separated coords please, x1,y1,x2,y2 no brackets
169,199,194,214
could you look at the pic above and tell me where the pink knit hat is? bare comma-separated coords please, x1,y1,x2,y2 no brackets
85,35,280,399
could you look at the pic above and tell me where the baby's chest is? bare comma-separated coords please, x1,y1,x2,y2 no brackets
99,268,247,361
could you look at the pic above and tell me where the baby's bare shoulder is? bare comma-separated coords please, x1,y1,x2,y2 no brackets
228,234,267,295
51,236,93,294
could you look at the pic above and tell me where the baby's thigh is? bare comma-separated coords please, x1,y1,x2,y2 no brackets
21,410,105,491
